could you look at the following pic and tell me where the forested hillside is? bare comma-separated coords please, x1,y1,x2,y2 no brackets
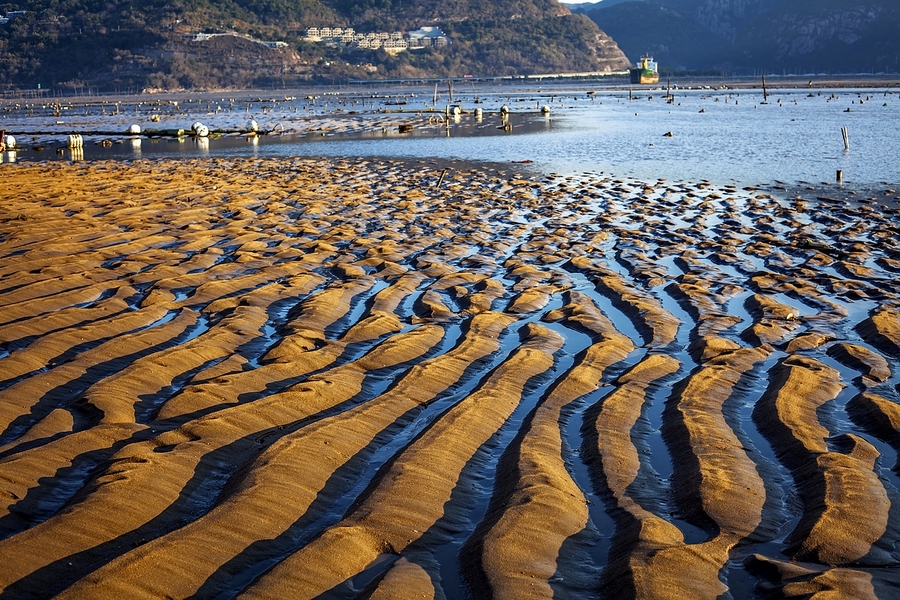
0,0,629,92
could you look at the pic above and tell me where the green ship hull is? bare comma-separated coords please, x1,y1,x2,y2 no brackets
630,55,659,84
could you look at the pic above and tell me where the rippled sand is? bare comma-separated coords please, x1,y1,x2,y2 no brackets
1,158,900,598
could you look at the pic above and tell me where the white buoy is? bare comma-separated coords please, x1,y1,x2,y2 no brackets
128,124,141,135
193,123,209,137
450,105,461,116
247,119,259,132
192,121,204,133
541,105,550,114
4,134,15,149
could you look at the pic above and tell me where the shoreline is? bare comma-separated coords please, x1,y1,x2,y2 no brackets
2,80,898,190
4,153,898,210
3,73,900,102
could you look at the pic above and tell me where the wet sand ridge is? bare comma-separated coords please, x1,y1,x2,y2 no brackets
1,158,900,598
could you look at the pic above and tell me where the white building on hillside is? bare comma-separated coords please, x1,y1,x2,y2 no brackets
408,26,449,48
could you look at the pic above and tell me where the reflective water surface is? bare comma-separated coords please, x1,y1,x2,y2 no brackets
1,83,897,187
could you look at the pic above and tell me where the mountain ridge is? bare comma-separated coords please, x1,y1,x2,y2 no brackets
586,0,900,73
0,0,630,92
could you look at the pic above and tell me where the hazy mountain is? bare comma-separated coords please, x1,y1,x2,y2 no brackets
659,0,781,41
731,0,900,74
586,1,728,70
585,0,900,73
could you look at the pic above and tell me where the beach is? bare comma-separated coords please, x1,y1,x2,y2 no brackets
1,156,900,598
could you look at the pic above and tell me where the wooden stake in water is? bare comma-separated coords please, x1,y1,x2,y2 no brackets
836,169,843,183
841,127,850,151
762,74,768,103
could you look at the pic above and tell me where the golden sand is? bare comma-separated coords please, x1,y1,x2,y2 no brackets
1,157,900,598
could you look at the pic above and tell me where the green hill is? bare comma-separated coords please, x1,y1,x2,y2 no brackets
0,0,630,92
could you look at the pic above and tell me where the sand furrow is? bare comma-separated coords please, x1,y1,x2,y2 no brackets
155,303,404,423
264,278,376,359
0,323,445,597
0,294,166,389
744,553,900,598
0,280,123,327
742,293,800,346
469,332,635,598
239,322,562,599
566,257,680,347
847,392,900,465
0,307,194,441
59,314,515,598
754,357,895,566
827,343,892,385
857,308,900,358
588,354,685,597
665,343,771,539
83,303,270,424
0,423,146,537
0,285,137,346
2,158,899,598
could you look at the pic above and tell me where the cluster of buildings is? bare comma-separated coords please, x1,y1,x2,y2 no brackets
303,26,449,53
0,10,28,25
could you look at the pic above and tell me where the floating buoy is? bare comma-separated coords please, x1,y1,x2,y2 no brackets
192,122,210,137
4,134,15,149
128,124,141,135
247,119,259,132
540,105,550,114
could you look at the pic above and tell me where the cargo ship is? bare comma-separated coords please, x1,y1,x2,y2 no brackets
630,55,659,85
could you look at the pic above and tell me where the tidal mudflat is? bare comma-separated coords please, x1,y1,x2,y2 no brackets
1,157,900,598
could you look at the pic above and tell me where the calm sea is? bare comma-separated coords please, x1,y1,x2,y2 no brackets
1,83,897,188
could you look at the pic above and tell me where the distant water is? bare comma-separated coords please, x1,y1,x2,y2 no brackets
2,85,897,187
